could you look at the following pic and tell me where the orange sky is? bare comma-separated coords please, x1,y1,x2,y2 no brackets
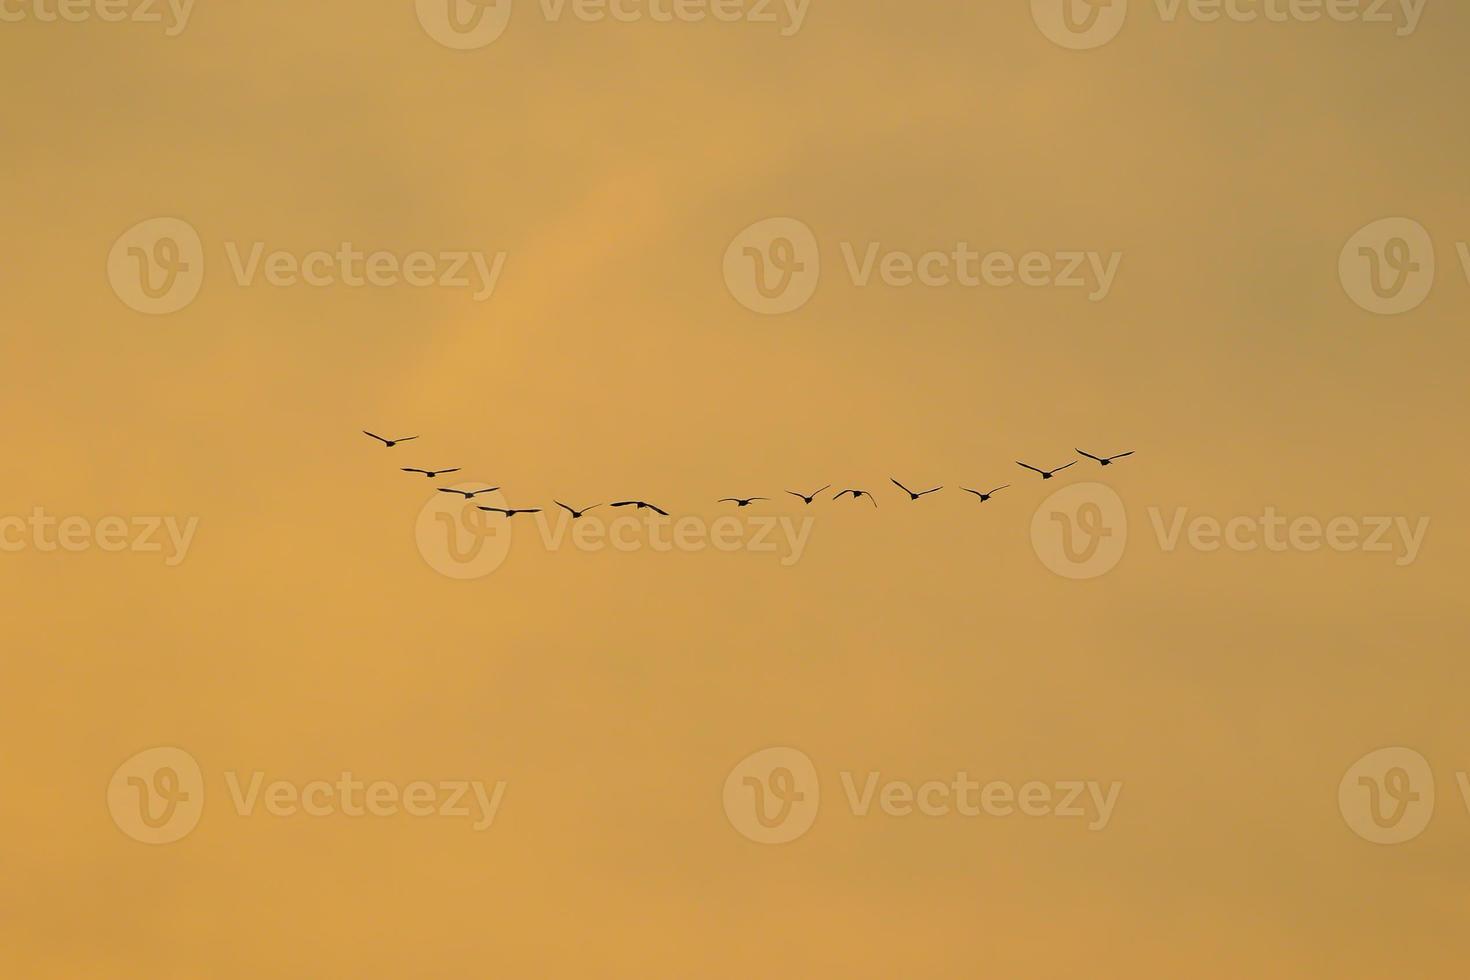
3,2,1469,977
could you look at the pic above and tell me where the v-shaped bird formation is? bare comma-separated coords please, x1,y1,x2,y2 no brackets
365,431,1134,522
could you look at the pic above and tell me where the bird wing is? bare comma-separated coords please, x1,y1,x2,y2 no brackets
648,505,670,516
1017,462,1046,474
363,430,388,443
786,491,806,500
437,468,462,475
610,502,634,508
961,488,982,496
402,468,428,474
1076,449,1104,462
861,492,878,507
1109,451,1135,460
396,436,419,443
555,501,574,513
918,487,942,496
1054,461,1077,472
891,478,913,494
718,499,740,504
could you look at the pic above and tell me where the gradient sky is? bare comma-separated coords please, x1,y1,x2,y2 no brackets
3,1,1469,976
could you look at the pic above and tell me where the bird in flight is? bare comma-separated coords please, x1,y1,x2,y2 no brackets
555,501,602,520
1077,448,1135,467
1016,461,1076,480
402,467,461,479
611,500,670,517
719,497,768,508
786,485,830,505
363,431,418,448
438,487,500,499
961,485,1009,502
891,478,942,501
833,489,878,508
477,506,542,518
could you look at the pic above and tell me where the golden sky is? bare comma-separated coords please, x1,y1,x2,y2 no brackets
3,1,1469,976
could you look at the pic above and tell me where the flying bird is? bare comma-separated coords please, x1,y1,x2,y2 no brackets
363,431,418,448
1016,461,1076,480
786,486,830,505
833,489,878,508
891,478,942,501
1077,449,1135,466
611,501,670,517
961,485,1010,502
402,467,461,479
437,487,500,499
555,501,602,520
477,506,542,518
719,497,768,508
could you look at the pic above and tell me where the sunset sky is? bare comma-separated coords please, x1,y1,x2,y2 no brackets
3,1,1469,976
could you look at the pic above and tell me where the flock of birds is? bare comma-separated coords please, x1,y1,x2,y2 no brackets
364,431,1135,517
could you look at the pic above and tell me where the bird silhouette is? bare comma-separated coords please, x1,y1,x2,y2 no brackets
555,501,602,519
1016,461,1076,480
786,485,831,505
961,485,1010,502
611,501,670,517
477,506,542,518
403,467,461,479
719,497,768,508
437,487,500,499
892,478,942,501
1078,449,1135,467
833,489,878,508
364,431,418,448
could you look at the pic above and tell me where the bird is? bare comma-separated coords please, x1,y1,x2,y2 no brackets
438,487,500,499
555,501,601,519
611,501,670,517
403,467,461,479
477,506,541,517
961,485,1010,502
891,478,942,501
786,486,830,505
719,497,768,508
1016,461,1076,480
833,489,878,508
363,431,418,448
1077,448,1135,467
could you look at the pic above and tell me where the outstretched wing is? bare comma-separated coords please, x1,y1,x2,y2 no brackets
1016,462,1046,475
1109,451,1135,461
647,504,670,517
891,478,913,495
1076,449,1105,463
364,430,388,443
1054,461,1077,473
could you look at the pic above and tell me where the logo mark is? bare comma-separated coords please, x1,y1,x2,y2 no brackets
415,486,513,579
723,746,820,844
107,217,205,315
107,747,205,844
1339,747,1434,844
1031,0,1127,50
1339,217,1435,315
1031,482,1127,579
723,217,821,315
416,0,513,50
